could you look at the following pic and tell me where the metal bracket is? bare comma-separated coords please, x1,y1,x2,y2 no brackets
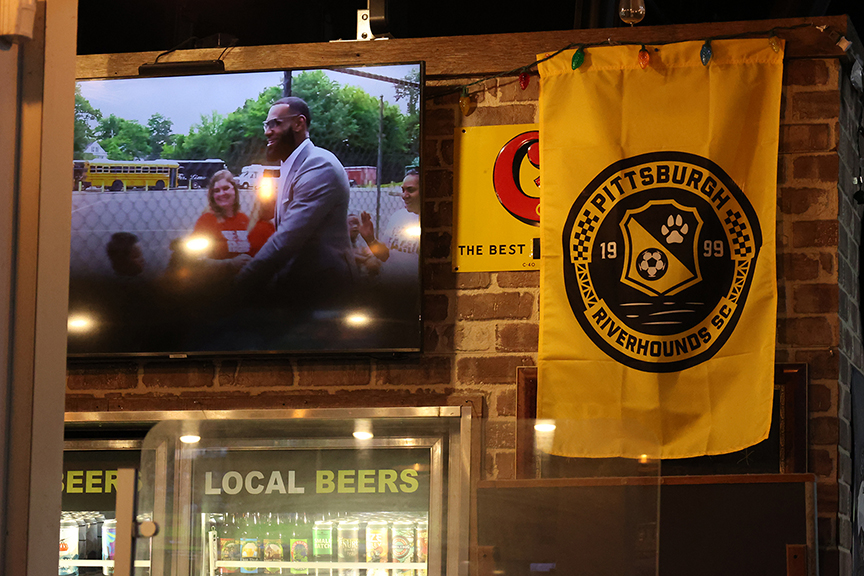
356,9,374,41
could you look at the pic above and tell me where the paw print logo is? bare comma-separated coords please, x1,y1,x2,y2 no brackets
662,213,689,244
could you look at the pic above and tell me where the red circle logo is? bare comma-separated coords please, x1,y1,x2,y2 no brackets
492,131,540,226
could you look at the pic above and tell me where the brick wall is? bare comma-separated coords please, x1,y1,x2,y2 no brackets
67,32,861,576
776,54,864,576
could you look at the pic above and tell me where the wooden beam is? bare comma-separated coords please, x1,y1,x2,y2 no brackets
77,16,853,81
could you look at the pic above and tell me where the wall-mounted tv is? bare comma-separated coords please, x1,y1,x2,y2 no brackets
67,62,423,358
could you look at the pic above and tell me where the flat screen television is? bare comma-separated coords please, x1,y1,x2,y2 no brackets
67,62,424,358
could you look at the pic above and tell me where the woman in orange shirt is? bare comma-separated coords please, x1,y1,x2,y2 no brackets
192,170,251,259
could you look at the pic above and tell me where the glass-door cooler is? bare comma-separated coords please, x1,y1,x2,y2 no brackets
126,407,471,576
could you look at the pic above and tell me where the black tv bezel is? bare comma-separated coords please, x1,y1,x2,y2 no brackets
67,57,426,361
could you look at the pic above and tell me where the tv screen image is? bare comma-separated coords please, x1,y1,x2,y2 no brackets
67,64,423,357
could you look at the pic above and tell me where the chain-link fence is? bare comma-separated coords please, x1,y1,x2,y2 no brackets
69,183,406,278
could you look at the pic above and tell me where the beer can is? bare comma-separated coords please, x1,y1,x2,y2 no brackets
365,520,389,576
60,517,80,576
313,521,333,576
87,514,105,561
102,519,117,576
415,521,428,576
336,521,359,576
391,521,415,576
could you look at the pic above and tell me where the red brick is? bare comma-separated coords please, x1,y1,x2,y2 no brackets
484,450,495,479
496,323,539,352
497,271,540,288
782,253,820,281
103,393,218,411
793,283,838,314
819,252,834,274
817,482,839,514
456,355,534,384
818,516,836,547
457,292,534,320
791,220,838,248
779,187,831,215
423,231,451,259
424,293,449,322
485,420,516,449
424,170,452,199
65,395,110,412
496,388,517,417
784,59,831,86
495,451,516,479
423,139,440,168
795,351,838,380
461,104,537,127
425,108,455,137
424,325,440,352
67,363,138,390
376,356,452,386
777,317,835,346
791,154,839,181
428,87,459,107
811,416,840,444
809,448,834,476
789,91,840,120
777,156,787,185
142,361,214,388
819,549,840,576
422,200,452,229
218,359,293,387
441,139,454,166
779,124,831,153
301,388,457,408
497,75,539,102
425,262,491,290
296,360,371,386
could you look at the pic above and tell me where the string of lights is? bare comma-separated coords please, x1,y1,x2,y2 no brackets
430,22,854,116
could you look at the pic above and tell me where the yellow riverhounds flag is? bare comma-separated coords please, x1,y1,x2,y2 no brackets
537,39,783,458
453,125,540,272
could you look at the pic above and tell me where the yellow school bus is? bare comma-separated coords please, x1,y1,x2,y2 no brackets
75,159,180,191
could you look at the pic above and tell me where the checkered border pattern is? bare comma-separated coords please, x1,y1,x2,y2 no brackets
724,209,752,258
571,210,599,261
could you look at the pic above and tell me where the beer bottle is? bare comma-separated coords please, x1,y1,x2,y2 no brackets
240,513,261,574
289,512,311,575
262,512,283,574
220,513,240,575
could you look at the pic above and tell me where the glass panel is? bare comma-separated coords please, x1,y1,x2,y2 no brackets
134,410,467,576
60,448,146,576
477,415,660,576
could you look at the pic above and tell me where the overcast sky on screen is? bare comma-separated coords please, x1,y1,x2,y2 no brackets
78,65,418,135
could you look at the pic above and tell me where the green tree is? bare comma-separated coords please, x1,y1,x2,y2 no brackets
97,115,152,160
74,85,102,158
147,113,173,159
179,111,229,160
220,85,282,172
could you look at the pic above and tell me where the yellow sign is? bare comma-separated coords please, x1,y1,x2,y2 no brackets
453,124,540,272
537,39,783,458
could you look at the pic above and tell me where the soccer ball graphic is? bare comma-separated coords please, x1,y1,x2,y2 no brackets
637,249,668,280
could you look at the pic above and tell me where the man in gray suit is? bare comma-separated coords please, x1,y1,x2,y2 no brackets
236,96,355,306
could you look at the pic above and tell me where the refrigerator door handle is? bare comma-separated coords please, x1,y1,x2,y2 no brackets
114,468,138,576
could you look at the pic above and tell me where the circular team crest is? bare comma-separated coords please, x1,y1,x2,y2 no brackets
562,152,762,373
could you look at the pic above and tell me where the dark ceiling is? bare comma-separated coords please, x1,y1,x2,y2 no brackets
77,0,863,55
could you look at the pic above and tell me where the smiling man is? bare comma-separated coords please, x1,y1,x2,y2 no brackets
235,96,355,305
